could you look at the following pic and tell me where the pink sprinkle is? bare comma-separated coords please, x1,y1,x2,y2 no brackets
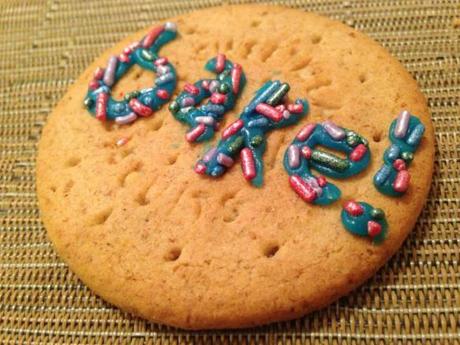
93,67,104,80
154,57,168,66
186,123,206,142
142,25,164,48
129,98,153,117
350,144,367,162
367,221,382,237
116,137,130,147
209,80,220,93
297,123,316,141
119,53,130,63
343,200,364,216
393,170,410,193
95,93,108,122
316,175,327,187
222,119,244,139
201,80,210,90
194,162,207,175
184,83,200,95
123,47,132,55
275,105,286,112
210,93,226,105
287,103,304,113
231,63,242,94
181,97,195,107
240,148,256,181
301,146,312,159
393,158,406,171
88,80,99,90
215,53,226,73
255,103,282,122
156,89,170,100
129,41,140,50
217,153,234,167
289,174,317,203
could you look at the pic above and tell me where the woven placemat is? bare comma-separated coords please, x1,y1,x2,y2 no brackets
1,0,459,344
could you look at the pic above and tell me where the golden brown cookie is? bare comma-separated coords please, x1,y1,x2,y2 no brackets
36,4,435,329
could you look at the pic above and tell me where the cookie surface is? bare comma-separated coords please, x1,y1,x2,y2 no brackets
36,4,435,329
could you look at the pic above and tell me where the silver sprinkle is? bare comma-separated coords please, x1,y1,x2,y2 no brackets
217,153,234,167
406,123,425,146
195,116,215,126
203,148,217,163
288,145,300,168
157,65,170,75
103,56,118,86
322,121,346,140
394,110,411,138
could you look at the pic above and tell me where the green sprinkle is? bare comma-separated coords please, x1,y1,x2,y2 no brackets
401,151,414,163
219,83,230,94
227,136,244,154
311,149,350,172
250,135,263,147
266,83,290,106
124,91,140,101
83,97,93,108
141,49,154,61
360,137,369,147
169,101,180,113
346,131,360,147
218,70,230,81
370,208,385,220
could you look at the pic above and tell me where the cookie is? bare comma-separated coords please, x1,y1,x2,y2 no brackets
36,4,435,329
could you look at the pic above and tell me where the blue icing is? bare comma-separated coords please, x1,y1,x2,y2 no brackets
341,202,388,244
284,123,371,205
84,25,177,121
196,81,309,187
373,114,425,197
169,56,246,142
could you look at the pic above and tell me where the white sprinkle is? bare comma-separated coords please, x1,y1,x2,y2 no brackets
115,113,137,125
164,22,177,32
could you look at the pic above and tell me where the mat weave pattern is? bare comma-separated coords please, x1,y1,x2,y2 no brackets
1,0,459,344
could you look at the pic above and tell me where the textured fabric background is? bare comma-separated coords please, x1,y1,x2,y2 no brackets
0,0,459,344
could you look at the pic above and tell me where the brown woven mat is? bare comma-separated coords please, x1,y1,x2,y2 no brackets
1,0,459,344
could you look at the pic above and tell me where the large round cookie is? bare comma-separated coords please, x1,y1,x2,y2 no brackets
37,4,435,329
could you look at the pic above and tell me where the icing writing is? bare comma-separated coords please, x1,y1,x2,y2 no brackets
373,111,425,196
169,54,246,142
341,200,388,243
195,81,309,187
284,122,370,205
84,23,177,124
